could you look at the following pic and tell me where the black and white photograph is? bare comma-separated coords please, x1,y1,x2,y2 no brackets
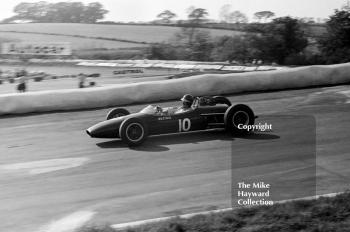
0,0,349,231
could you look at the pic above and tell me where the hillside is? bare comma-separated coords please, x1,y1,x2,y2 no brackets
0,23,325,61
81,192,350,232
0,31,146,50
0,23,242,50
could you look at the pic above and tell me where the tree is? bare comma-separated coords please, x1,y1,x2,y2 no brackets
254,11,275,22
219,4,232,22
188,8,209,25
8,1,108,23
211,35,255,63
227,11,248,24
188,30,213,60
83,2,109,23
219,5,248,24
179,7,209,46
149,28,214,61
157,10,176,23
319,9,350,64
13,1,51,21
50,2,85,23
250,17,308,64
13,2,32,18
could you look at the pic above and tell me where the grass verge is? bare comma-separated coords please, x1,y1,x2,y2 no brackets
79,191,350,232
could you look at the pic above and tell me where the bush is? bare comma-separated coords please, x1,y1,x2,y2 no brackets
284,53,308,65
211,35,255,63
148,44,187,60
148,28,214,61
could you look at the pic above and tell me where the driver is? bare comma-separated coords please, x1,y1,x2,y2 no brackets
157,94,195,115
175,94,194,114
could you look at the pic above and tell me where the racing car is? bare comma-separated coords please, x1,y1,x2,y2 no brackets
86,95,256,146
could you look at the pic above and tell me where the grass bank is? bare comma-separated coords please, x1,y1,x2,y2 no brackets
80,191,350,232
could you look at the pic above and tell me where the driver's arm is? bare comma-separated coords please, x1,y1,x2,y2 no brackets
163,107,177,115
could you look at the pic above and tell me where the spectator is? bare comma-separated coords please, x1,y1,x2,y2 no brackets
17,75,27,93
78,73,86,88
16,69,27,78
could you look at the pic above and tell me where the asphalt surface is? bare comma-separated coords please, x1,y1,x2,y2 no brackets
0,85,350,231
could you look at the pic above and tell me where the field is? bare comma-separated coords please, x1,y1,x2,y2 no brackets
0,31,147,50
0,23,241,50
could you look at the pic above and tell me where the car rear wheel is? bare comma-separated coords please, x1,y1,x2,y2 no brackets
119,118,148,146
224,104,255,135
213,96,232,106
106,108,130,120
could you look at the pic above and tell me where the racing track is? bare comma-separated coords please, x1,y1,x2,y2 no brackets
0,85,350,232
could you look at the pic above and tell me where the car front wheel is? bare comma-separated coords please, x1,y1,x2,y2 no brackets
119,118,148,146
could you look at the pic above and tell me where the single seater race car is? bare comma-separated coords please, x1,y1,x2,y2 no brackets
86,95,256,146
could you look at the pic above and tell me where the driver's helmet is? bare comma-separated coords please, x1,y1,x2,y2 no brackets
181,94,194,108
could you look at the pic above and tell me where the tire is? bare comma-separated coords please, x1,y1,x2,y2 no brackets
119,118,148,146
213,96,232,106
224,104,255,135
106,108,130,120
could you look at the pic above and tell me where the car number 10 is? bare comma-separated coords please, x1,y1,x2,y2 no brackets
179,118,191,132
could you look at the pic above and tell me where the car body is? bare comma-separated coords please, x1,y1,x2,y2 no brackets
86,96,256,146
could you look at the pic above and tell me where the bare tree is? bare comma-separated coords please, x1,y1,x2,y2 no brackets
183,7,209,46
219,5,248,24
219,4,231,22
254,11,275,23
157,10,177,24
227,11,248,24
186,6,196,15
188,8,209,25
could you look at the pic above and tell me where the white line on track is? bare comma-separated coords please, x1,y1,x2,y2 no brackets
339,90,350,103
111,192,343,230
37,211,95,232
1,157,89,175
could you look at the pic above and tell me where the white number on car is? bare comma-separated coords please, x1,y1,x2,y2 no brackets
179,118,191,132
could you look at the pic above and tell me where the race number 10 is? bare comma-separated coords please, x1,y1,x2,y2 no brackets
179,118,191,132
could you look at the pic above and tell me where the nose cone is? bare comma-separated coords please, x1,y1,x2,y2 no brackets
86,120,120,138
86,128,95,137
